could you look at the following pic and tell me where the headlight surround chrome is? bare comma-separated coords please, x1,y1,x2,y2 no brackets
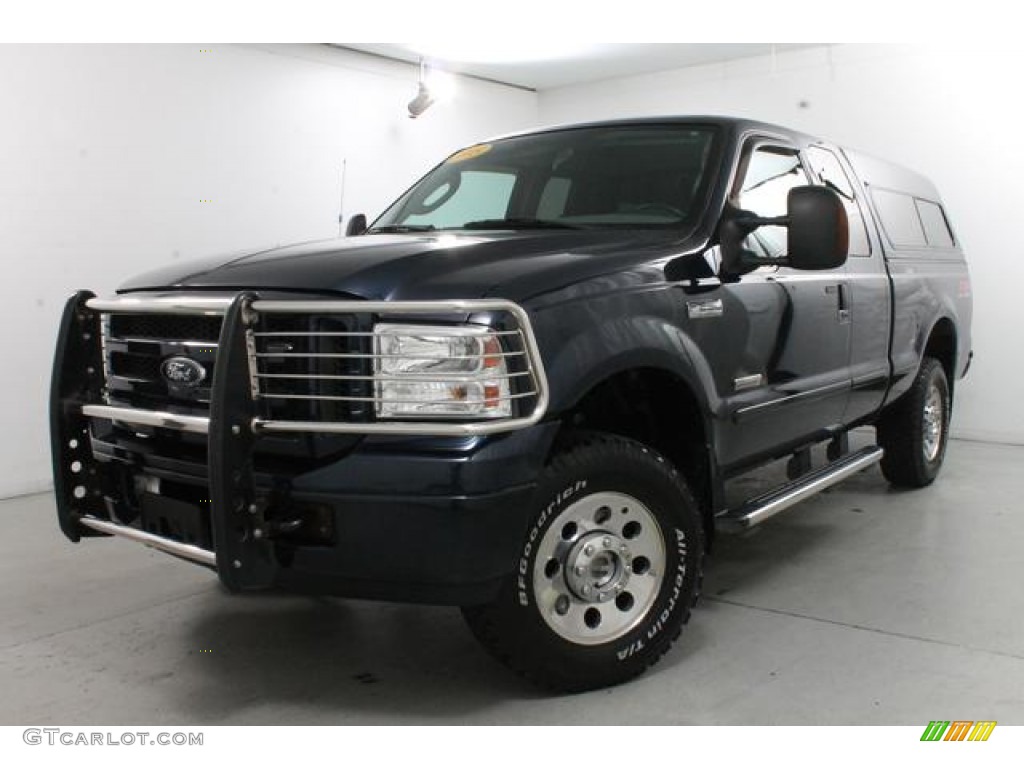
373,324,512,419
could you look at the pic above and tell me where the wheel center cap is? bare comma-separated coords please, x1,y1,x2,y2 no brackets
565,531,631,603
590,552,616,585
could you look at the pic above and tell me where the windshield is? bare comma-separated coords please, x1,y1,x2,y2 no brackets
369,124,719,233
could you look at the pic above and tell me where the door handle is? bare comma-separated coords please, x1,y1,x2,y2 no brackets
825,283,851,323
837,283,851,324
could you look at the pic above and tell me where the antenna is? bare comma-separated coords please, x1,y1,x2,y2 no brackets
337,158,347,238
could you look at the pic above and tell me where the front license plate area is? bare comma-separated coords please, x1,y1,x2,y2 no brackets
139,492,212,550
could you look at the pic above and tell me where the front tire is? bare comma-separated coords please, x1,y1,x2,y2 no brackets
877,357,951,488
462,433,704,692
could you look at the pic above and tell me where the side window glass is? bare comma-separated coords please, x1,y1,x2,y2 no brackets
736,147,809,258
916,199,955,248
872,188,927,248
806,147,872,256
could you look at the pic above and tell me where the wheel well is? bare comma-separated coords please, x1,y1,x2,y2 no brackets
924,318,957,389
557,368,714,538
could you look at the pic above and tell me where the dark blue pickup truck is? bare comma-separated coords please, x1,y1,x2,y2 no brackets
51,117,972,691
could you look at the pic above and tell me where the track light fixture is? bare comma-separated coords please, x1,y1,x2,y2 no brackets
408,59,435,119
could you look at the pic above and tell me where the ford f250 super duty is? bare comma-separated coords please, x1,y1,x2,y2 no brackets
50,117,972,691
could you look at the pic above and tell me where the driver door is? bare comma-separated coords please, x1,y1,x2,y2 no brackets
709,139,852,471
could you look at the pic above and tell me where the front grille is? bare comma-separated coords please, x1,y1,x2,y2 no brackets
103,314,222,412
252,313,373,424
102,310,374,424
109,351,161,381
110,314,221,342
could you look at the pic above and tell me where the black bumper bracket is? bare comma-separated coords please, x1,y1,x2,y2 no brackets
208,292,278,591
50,290,109,541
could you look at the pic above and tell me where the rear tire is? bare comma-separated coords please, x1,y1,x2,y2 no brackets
462,432,704,693
877,357,951,488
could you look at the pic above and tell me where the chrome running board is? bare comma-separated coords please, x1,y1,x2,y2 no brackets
716,446,884,532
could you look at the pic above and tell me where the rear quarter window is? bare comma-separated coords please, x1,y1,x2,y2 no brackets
916,199,956,248
871,188,926,248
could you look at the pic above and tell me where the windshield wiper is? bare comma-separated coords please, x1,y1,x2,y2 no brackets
460,217,585,230
365,224,437,234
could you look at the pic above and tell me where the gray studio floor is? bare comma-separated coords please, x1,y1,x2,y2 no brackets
2,437,1023,725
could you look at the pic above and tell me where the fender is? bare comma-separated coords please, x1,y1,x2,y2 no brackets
886,309,961,408
532,299,719,422
530,296,726,517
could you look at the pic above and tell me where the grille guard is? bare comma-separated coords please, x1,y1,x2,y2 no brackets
84,294,550,437
50,290,550,588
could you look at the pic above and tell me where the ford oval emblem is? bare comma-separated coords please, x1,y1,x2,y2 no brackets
160,356,206,387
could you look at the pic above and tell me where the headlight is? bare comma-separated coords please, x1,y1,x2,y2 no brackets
374,324,511,419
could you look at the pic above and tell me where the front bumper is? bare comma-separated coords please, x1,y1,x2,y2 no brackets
50,291,554,605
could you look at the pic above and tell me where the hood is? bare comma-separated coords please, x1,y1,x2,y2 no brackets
119,231,701,303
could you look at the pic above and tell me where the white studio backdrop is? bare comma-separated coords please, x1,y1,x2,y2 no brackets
0,43,537,498
538,43,1024,446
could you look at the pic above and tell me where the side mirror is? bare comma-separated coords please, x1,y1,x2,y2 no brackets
345,213,367,237
718,185,849,277
787,186,849,270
